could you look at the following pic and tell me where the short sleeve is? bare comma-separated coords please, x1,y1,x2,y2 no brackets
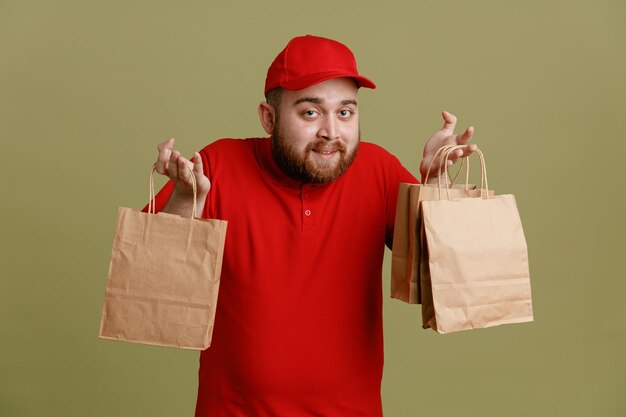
385,156,418,249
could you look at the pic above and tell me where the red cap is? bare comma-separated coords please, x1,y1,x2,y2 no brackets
264,35,376,95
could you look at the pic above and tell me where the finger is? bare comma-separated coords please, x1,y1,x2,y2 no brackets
157,148,172,175
177,155,194,183
192,152,203,176
437,154,455,171
461,143,478,158
441,111,457,133
455,126,474,145
193,152,210,191
157,137,175,153
449,144,478,163
451,149,464,162
168,150,181,179
178,157,190,183
156,138,175,174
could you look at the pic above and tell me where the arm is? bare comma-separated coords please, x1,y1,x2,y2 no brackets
419,111,477,184
155,138,211,218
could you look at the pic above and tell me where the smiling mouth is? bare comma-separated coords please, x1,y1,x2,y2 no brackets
312,148,340,160
313,148,338,155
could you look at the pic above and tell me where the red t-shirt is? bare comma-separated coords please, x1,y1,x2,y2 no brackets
150,137,417,417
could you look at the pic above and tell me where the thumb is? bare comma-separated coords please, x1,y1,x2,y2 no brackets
441,111,457,132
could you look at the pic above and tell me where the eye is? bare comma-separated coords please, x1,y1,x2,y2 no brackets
302,110,319,119
339,109,353,118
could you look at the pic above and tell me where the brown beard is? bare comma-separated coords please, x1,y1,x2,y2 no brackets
271,126,359,184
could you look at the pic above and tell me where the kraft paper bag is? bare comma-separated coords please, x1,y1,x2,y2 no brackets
390,182,414,302
99,166,228,350
391,146,487,304
420,147,533,333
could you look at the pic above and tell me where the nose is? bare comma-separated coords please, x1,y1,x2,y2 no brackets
317,116,339,141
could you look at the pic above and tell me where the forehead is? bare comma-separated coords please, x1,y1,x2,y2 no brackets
282,78,359,106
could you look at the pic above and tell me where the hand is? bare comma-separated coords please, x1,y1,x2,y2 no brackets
419,111,477,183
155,138,211,199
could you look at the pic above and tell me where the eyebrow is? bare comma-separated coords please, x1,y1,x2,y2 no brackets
294,97,322,105
293,97,358,106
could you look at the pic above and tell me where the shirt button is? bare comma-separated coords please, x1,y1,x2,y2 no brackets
304,209,311,216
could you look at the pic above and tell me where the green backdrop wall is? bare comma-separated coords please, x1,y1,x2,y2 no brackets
1,1,624,416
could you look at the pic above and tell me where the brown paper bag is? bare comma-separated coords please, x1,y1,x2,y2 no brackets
420,147,533,333
391,147,487,304
99,166,228,350
390,182,414,301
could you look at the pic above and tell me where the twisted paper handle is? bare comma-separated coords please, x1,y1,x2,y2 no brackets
148,163,198,218
423,144,470,188
438,145,489,200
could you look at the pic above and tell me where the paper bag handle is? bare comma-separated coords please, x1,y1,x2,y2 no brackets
147,163,198,218
423,144,470,188
438,145,489,200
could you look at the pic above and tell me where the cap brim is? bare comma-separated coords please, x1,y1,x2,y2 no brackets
277,71,377,92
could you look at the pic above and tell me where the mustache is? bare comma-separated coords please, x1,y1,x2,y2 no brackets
306,140,347,153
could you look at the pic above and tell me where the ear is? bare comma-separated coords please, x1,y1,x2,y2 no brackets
258,102,276,134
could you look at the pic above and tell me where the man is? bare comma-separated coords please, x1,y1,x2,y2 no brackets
149,35,476,417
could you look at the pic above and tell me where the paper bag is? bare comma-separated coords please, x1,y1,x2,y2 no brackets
99,166,228,349
391,147,486,304
390,182,414,301
420,147,533,333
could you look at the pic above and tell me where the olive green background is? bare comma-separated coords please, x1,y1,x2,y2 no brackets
1,0,624,416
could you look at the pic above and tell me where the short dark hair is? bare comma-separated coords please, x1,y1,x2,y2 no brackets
265,87,283,123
